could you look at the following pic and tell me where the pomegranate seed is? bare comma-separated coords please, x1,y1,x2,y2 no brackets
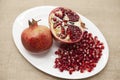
54,31,104,74
59,67,64,72
101,45,104,49
52,18,57,22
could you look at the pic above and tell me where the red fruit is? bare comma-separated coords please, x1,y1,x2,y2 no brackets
21,19,53,53
49,7,86,43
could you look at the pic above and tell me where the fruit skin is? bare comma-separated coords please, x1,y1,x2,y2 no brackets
21,19,53,53
49,7,85,44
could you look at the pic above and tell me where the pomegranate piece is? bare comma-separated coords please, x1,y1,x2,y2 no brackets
21,19,53,53
54,31,104,74
49,7,85,43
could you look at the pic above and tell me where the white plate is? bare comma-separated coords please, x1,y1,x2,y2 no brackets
12,6,109,79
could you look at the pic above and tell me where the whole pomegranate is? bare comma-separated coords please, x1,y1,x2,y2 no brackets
49,7,86,43
21,19,53,52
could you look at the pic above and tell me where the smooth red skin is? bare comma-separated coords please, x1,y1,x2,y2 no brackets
21,25,53,52
49,7,83,44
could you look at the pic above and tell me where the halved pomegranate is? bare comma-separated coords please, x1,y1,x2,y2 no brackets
49,7,86,43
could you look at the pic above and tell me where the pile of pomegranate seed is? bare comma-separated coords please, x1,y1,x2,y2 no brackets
54,31,104,74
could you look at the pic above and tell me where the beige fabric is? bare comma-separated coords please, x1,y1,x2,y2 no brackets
0,0,120,80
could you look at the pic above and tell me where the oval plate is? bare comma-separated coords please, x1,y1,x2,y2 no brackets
12,6,109,79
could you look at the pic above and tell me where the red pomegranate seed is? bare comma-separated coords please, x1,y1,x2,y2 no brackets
52,18,57,22
54,31,104,74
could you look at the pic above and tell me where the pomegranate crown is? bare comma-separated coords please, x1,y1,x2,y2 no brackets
28,19,41,27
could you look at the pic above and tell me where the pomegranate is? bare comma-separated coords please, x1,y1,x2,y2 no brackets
49,7,86,43
21,19,53,52
54,31,104,74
